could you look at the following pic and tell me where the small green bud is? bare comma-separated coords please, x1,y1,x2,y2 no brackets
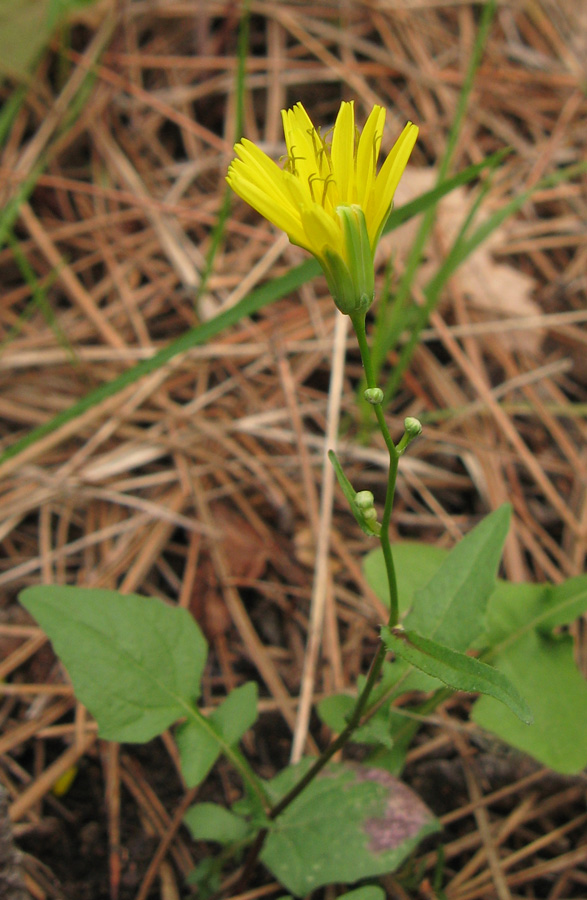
353,491,380,535
355,490,375,510
404,416,422,438
395,416,423,456
364,387,384,405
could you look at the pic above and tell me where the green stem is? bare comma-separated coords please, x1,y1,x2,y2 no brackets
273,313,403,807
235,309,404,888
233,639,389,892
351,312,401,628
187,706,271,815
269,639,388,819
261,313,402,822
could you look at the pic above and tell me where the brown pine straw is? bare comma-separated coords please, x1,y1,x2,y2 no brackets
0,0,586,897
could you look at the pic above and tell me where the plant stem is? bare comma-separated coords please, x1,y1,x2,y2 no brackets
187,706,271,814
234,310,403,890
269,313,401,821
351,312,401,628
233,640,388,892
269,639,387,819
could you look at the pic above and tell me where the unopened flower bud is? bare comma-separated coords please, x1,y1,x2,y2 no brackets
355,490,375,510
404,416,422,438
364,387,384,405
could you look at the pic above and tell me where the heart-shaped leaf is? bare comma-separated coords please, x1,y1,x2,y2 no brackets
20,585,207,742
261,762,439,896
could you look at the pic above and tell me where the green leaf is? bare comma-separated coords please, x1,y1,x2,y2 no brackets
537,576,587,631
364,542,448,615
475,581,547,648
365,526,587,773
473,575,587,773
329,450,381,537
354,716,394,749
176,683,258,788
186,857,223,895
0,0,100,80
184,802,249,844
360,657,440,708
318,662,443,774
482,577,587,645
211,681,257,744
317,693,354,732
364,510,513,700
19,585,207,742
175,716,220,788
367,707,426,777
318,694,393,749
260,762,439,896
381,628,532,724
338,889,386,900
404,505,511,651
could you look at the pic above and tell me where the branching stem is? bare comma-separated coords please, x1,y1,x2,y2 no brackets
234,310,405,892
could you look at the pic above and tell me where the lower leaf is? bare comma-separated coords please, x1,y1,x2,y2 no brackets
260,761,439,897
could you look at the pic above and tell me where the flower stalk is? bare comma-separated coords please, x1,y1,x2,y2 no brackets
227,99,419,889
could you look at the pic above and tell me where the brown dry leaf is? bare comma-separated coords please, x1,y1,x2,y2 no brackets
208,503,269,582
189,503,270,640
293,526,346,575
293,526,315,570
384,168,542,354
201,587,232,642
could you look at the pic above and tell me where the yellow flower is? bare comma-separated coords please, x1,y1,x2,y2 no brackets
227,100,418,316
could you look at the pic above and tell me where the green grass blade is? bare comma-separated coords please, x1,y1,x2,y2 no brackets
371,0,497,381
1,231,75,358
194,0,250,307
0,84,27,146
1,145,504,467
383,158,587,404
382,147,510,236
0,161,47,251
0,260,319,465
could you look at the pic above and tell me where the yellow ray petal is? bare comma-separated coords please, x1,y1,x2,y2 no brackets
227,166,307,247
366,122,419,245
355,105,385,206
231,140,293,207
281,104,321,195
330,100,355,206
228,100,418,314
300,203,343,261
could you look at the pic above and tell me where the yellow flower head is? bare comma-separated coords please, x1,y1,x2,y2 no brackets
227,100,418,316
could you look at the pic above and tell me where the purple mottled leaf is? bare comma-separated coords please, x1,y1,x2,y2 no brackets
261,761,439,896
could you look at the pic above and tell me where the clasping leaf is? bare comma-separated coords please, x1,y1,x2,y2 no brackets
329,449,381,537
381,626,532,724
